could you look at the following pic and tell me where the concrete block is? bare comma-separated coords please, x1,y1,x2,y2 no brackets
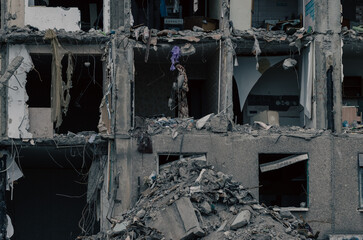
175,197,205,237
230,210,251,230
209,115,229,133
29,108,53,138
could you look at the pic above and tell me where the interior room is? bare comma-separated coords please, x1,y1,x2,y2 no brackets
252,0,303,31
342,0,363,30
5,146,98,240
233,56,303,126
131,0,220,31
134,43,219,119
341,48,363,126
26,54,103,134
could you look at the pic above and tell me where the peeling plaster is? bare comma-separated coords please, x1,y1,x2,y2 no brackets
7,45,33,139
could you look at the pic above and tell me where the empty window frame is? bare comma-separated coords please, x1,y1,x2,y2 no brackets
359,153,363,208
259,153,308,208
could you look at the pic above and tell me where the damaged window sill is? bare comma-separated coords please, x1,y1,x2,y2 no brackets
273,207,309,212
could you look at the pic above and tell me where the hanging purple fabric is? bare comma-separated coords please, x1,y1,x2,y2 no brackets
170,46,180,71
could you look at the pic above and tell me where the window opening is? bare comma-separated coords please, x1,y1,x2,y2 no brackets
259,153,308,208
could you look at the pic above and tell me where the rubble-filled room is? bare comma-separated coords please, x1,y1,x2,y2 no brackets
233,56,303,126
28,0,103,31
26,53,104,135
341,48,363,127
131,0,220,31
259,153,308,209
252,0,304,32
5,146,100,240
134,42,220,120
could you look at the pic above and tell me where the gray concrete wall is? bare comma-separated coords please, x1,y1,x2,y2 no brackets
332,136,363,234
122,132,363,238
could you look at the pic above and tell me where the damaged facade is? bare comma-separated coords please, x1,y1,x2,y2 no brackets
0,0,362,239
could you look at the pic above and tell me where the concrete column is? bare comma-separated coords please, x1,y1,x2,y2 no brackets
111,36,134,214
113,37,133,134
220,39,234,118
314,0,342,132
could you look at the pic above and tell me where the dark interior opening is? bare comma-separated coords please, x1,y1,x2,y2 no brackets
131,0,219,31
5,147,99,240
134,46,219,119
33,0,103,31
26,54,103,134
259,153,308,208
233,77,243,124
342,0,363,30
57,55,103,134
252,0,302,32
26,54,52,108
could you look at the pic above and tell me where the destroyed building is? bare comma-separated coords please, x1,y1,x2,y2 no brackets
0,0,362,239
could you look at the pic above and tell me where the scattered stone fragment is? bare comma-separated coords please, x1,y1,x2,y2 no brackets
230,210,251,230
199,201,212,215
136,209,146,219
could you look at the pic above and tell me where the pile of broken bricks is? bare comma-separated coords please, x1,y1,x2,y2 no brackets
83,155,319,240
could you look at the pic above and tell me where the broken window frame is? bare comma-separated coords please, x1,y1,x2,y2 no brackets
359,153,363,209
258,153,309,212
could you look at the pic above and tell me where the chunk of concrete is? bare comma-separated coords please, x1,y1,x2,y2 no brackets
175,197,205,237
230,210,251,230
209,115,229,133
111,221,128,235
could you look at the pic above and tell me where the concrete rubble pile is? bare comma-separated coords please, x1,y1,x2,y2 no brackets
86,156,318,240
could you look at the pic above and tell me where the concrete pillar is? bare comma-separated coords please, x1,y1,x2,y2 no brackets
110,0,131,31
112,36,134,214
314,0,342,132
220,38,234,118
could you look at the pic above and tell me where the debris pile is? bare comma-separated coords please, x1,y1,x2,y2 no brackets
132,114,325,141
85,156,319,240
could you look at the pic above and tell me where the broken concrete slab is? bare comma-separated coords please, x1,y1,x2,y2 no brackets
230,210,251,230
175,197,205,238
